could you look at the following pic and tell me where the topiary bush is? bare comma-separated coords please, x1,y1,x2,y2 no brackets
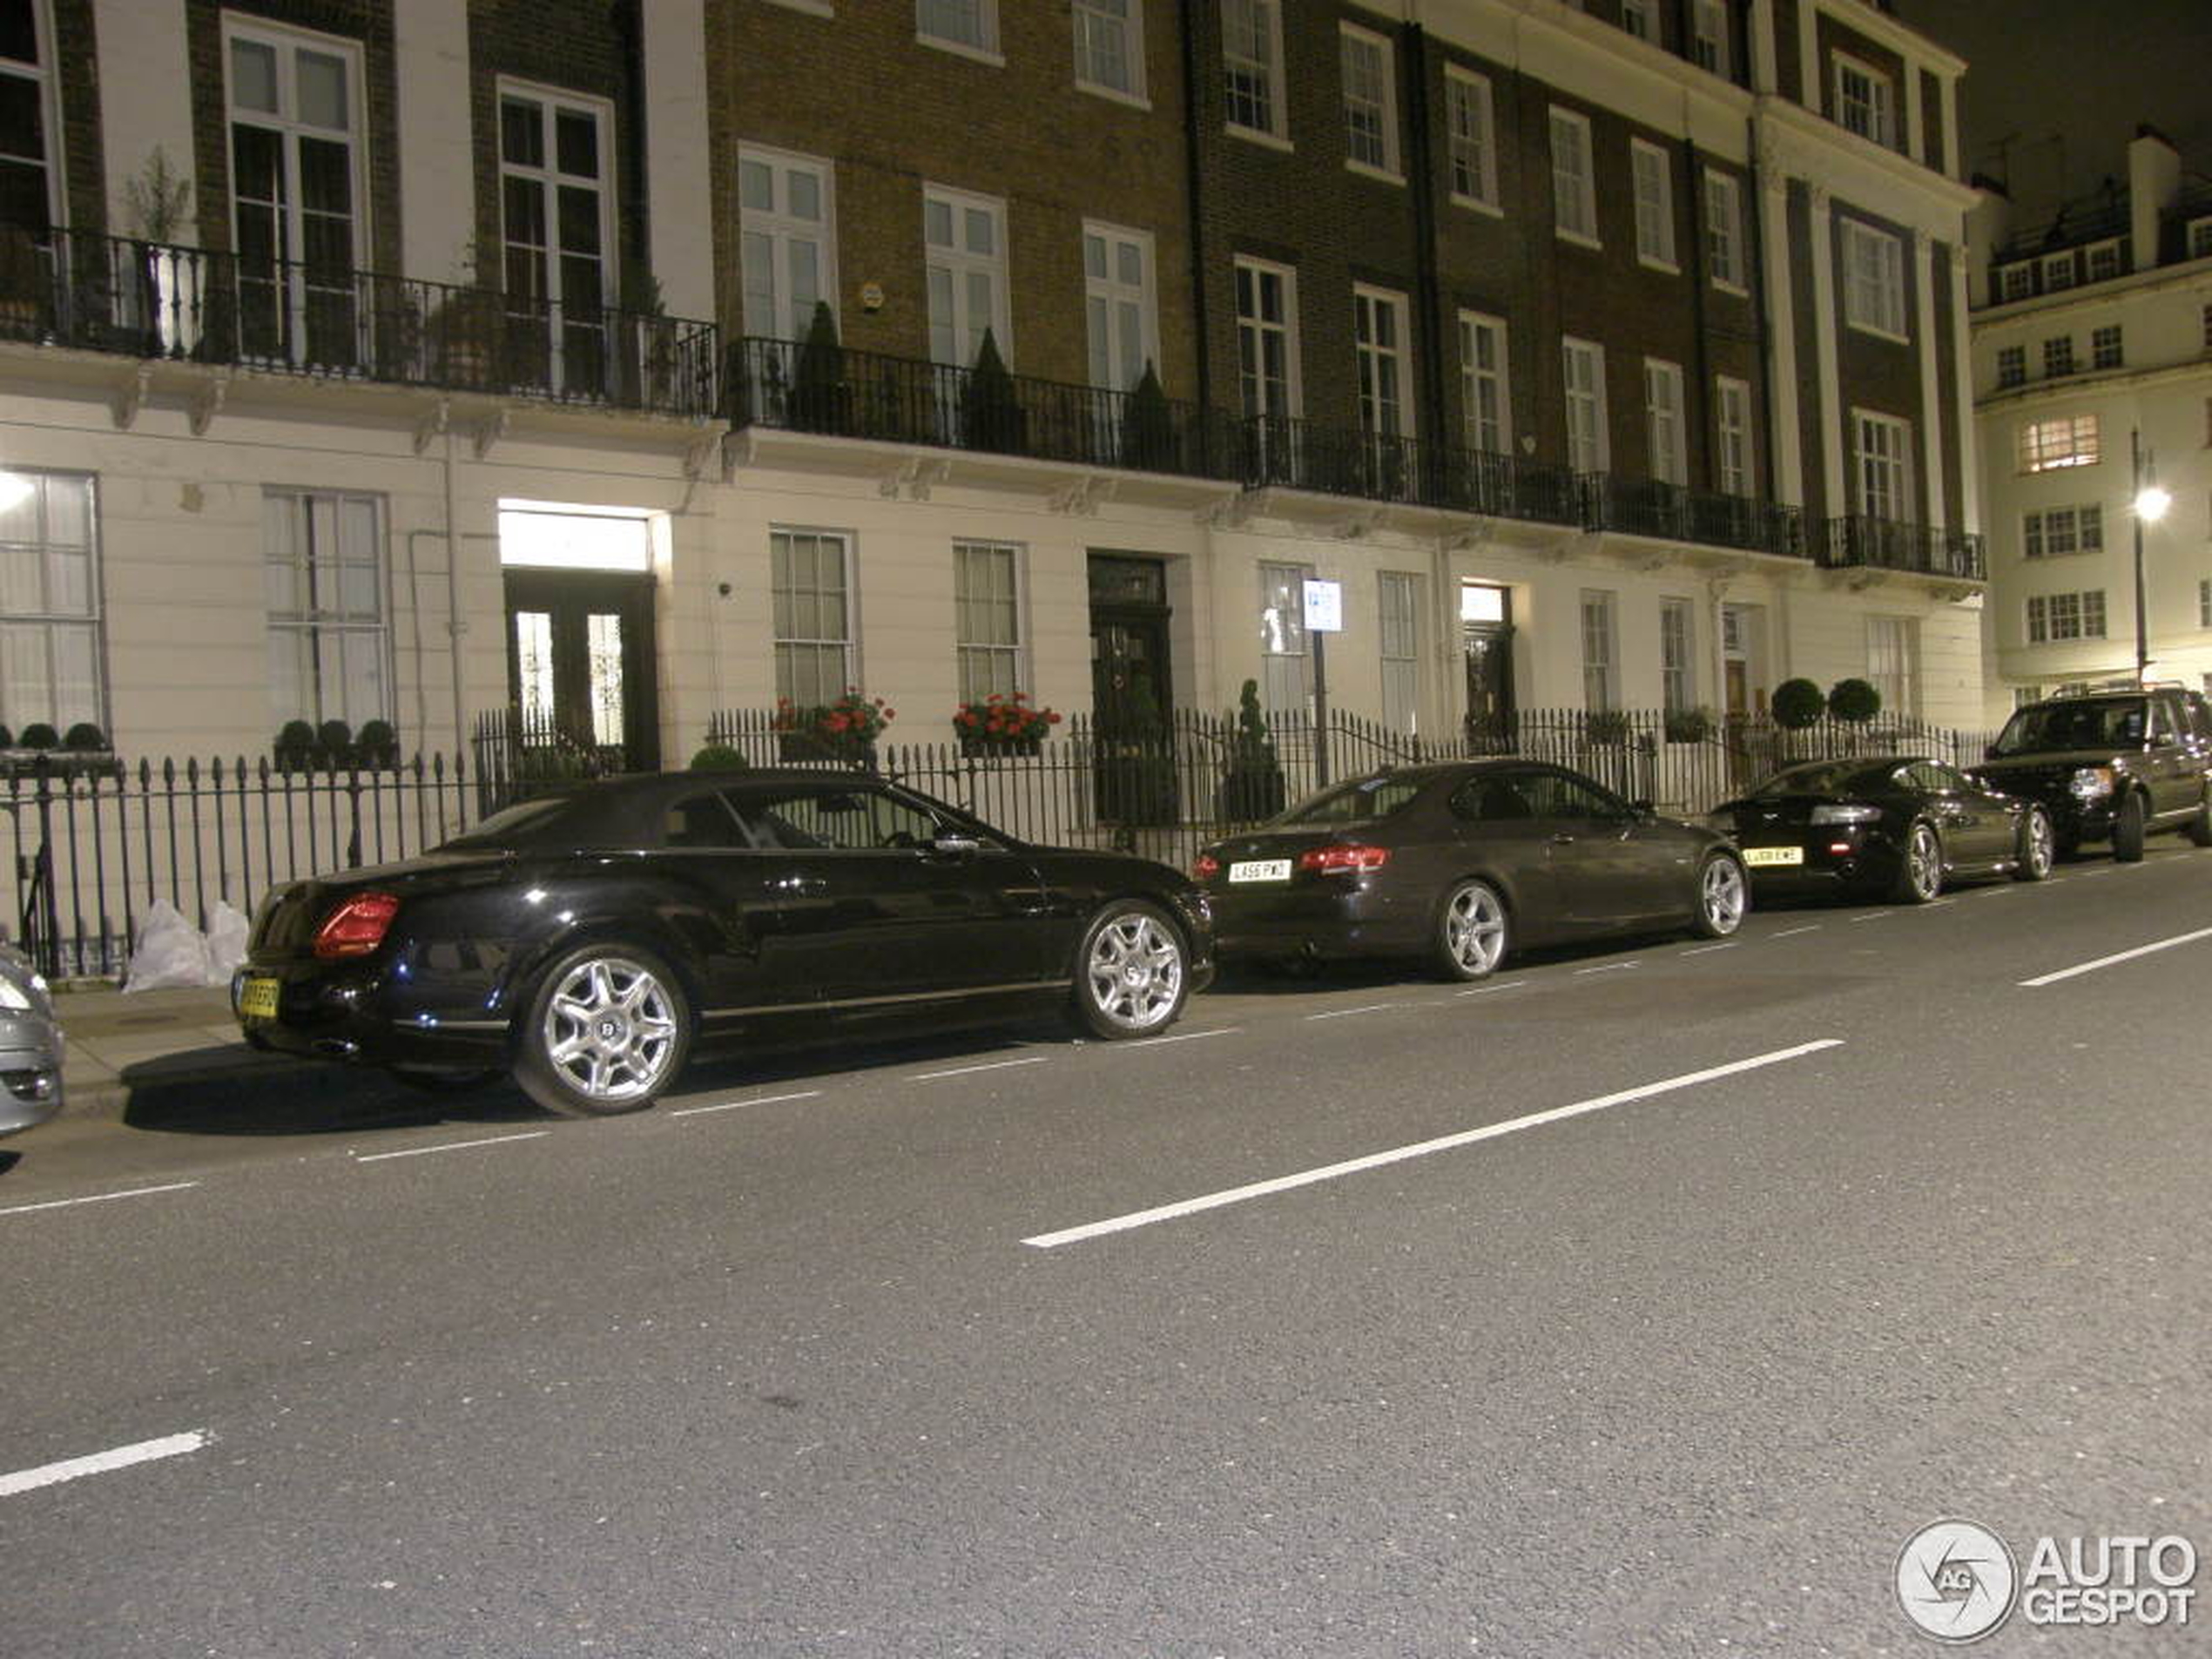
316,718,353,758
1827,678,1881,724
689,743,749,772
1219,677,1285,821
1770,678,1825,730
19,722,57,750
355,718,398,765
63,721,106,750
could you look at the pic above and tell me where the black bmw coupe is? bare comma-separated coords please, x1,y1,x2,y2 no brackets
234,771,1213,1116
1707,755,2053,902
1195,759,1746,980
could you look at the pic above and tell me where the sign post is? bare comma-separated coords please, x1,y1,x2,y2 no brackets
1302,579,1343,790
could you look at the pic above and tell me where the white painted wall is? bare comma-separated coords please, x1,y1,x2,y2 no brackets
642,0,715,320
92,0,197,241
394,0,476,282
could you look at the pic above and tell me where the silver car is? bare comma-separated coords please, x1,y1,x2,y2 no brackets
0,943,62,1135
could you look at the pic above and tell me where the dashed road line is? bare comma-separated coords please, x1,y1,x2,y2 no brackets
0,1431,210,1498
1573,961,1642,975
1849,911,1893,922
1455,979,1529,998
354,1131,550,1163
913,1055,1051,1082
1125,1026,1242,1048
1305,1002,1403,1021
1679,942,1739,956
671,1089,823,1119
2019,925,2212,988
1771,925,1823,938
0,1182,201,1218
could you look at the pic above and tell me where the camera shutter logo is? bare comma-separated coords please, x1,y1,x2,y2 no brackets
1896,1519,2020,1642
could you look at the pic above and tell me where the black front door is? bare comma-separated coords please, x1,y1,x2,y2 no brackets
1462,588,1515,749
1089,554,1177,827
503,569,659,770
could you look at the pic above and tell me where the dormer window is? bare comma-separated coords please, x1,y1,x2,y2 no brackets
1832,54,1894,150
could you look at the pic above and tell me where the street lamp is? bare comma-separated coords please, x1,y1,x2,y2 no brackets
2132,428,2170,685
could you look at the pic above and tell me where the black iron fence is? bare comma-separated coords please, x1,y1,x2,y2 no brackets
1820,515,1986,580
0,225,719,416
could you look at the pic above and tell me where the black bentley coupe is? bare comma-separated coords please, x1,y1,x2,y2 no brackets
1707,755,2054,902
233,771,1213,1116
1194,759,1747,980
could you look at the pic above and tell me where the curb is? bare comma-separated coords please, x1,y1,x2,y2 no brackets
62,1051,326,1123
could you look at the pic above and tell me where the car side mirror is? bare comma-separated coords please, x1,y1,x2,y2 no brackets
930,833,982,857
1629,799,1656,816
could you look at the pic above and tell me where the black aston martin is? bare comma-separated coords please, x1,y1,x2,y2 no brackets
1194,759,1746,980
233,770,1213,1116
1706,755,2053,902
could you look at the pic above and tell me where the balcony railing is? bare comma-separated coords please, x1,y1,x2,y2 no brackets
1581,474,1808,558
0,226,720,416
1820,516,1986,580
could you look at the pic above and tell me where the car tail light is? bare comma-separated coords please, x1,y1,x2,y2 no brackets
1298,843,1391,874
1193,853,1221,879
314,891,401,960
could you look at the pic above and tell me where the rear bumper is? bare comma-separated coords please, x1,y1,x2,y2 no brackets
232,964,512,1070
1207,883,1428,961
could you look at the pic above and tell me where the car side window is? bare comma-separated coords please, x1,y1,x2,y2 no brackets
1450,774,1535,822
761,788,943,851
660,792,753,850
1518,770,1622,820
1907,763,1954,793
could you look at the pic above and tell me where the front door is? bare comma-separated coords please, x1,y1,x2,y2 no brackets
1089,554,1177,827
503,569,659,770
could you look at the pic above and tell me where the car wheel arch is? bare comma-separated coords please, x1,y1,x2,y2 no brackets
500,914,709,1035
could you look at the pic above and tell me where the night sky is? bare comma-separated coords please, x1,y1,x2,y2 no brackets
1904,0,2212,218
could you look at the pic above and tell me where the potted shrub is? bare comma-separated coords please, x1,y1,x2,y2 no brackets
954,691,1059,757
689,742,749,772
1771,678,1826,730
18,722,57,751
772,689,894,765
1218,678,1285,820
0,224,45,338
355,718,400,768
1584,707,1634,746
1662,705,1716,744
1119,361,1177,472
958,327,1024,453
1097,677,1177,826
787,300,851,434
125,146,200,356
1828,678,1882,724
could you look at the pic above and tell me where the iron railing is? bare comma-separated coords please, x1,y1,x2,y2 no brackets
1581,474,1808,557
1820,516,1986,580
0,226,720,416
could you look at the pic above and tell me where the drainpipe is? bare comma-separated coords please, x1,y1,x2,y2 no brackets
1177,0,1214,458
443,422,467,752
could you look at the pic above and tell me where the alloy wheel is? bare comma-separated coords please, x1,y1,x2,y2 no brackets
1082,909,1184,1035
2022,807,2054,878
540,955,681,1104
1699,855,1747,934
1905,824,1941,901
1440,881,1507,977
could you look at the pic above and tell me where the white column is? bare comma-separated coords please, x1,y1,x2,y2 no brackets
1912,229,1946,531
1904,63,1925,167
1748,0,1779,95
1797,0,1821,112
643,0,713,321
1939,75,1960,180
395,0,475,281
1756,152,1804,506
1804,184,1845,522
1947,240,1980,537
93,0,197,240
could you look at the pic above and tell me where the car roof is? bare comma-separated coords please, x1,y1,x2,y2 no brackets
475,769,904,846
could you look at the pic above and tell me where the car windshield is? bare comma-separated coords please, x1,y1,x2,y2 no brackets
1281,773,1427,825
1750,760,1892,797
439,795,579,849
1992,699,2145,756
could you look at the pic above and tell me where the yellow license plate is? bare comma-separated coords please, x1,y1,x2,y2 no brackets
238,975,281,1021
1743,846,1804,867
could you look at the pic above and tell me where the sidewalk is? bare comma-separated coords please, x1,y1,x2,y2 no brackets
54,981,317,1119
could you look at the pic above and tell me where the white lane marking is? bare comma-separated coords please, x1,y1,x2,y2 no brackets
1125,1026,1242,1048
2080,869,2114,879
671,1089,822,1120
1305,1002,1402,1021
1679,942,1738,956
1455,979,1529,997
2019,925,2212,988
1022,1038,1844,1249
1849,911,1892,922
1924,897,1958,908
914,1055,1050,1082
1771,925,1823,938
353,1131,550,1163
1574,961,1641,975
0,1431,209,1498
0,1182,199,1218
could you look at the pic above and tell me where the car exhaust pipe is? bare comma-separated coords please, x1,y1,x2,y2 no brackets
313,1037,360,1058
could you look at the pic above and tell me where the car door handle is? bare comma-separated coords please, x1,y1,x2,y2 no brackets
1550,832,1577,845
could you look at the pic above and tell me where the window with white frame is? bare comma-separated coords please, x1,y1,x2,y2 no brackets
1691,0,1730,78
1631,140,1676,269
1854,410,1912,521
1562,337,1608,473
0,4,57,238
1842,219,1907,339
0,469,102,735
924,185,1009,368
2022,504,2102,559
1083,222,1157,394
2043,334,2074,377
1258,560,1312,715
1660,597,1694,713
2042,252,2077,293
2091,325,2122,369
2000,264,2033,302
1832,53,1894,148
1339,24,1398,177
1222,0,1285,142
917,0,998,57
771,528,853,706
1354,286,1409,438
499,84,612,393
1996,345,2025,387
1549,107,1597,244
2086,240,2122,282
1580,590,1619,711
1703,170,1743,289
1715,375,1752,496
1072,0,1143,100
1459,311,1509,455
228,20,367,368
266,488,387,732
954,541,1022,704
2190,219,2212,260
2025,590,2106,644
2018,414,2100,472
738,145,835,343
1443,64,1497,210
1621,0,1657,41
1644,359,1686,486
1379,570,1420,733
1867,617,1918,715
1234,257,1298,421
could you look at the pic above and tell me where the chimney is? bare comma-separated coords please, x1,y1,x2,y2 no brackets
2129,124,2179,271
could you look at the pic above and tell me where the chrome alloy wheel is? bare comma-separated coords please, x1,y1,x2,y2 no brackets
1903,823,1941,901
1082,910,1184,1034
2021,806,2054,878
540,955,681,1104
1699,855,1747,934
1442,881,1508,976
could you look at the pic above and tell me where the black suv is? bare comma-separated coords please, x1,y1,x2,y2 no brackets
1970,687,2212,860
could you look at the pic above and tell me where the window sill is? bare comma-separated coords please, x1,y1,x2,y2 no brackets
1554,227,1603,252
1345,158,1405,186
916,33,1005,68
1637,254,1681,275
760,0,833,15
1451,192,1505,219
1845,320,1912,347
1076,79,1150,112
1710,278,1749,299
1227,123,1294,154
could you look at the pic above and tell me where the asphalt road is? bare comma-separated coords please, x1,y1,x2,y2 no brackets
5,843,2211,1656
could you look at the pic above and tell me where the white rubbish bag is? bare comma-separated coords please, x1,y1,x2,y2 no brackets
205,899,252,983
124,899,212,992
